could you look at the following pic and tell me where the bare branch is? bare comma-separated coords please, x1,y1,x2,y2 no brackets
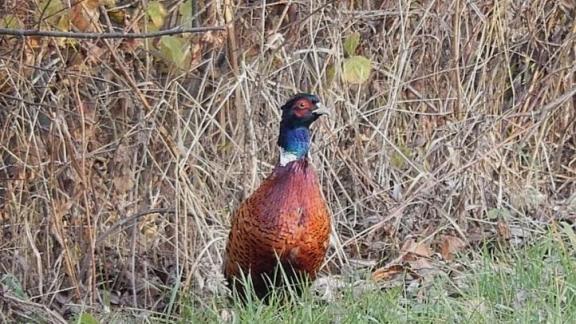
0,26,224,39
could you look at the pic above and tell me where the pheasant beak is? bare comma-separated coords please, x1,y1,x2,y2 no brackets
313,102,330,116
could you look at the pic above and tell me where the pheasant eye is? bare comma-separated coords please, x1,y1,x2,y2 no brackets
297,101,307,109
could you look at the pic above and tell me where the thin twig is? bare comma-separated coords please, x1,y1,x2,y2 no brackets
95,208,192,245
0,26,224,39
0,293,67,324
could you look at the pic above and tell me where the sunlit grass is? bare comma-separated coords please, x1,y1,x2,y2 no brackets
180,227,576,323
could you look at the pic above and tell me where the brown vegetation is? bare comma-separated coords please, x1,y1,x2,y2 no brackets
0,0,574,320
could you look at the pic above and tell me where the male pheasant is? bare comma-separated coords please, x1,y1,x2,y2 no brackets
223,93,331,300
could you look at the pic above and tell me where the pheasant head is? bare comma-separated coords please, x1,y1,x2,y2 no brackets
277,93,329,165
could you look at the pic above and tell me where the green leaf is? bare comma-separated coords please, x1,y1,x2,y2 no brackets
342,55,372,84
180,0,194,28
101,289,111,308
147,1,167,29
158,36,191,69
77,312,99,324
325,63,336,85
1,273,28,299
108,9,126,25
343,32,360,57
390,145,412,169
38,0,63,17
560,222,576,251
56,13,70,31
0,15,23,29
486,208,511,220
37,0,65,26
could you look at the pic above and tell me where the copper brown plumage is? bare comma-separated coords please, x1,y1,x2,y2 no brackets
223,94,331,300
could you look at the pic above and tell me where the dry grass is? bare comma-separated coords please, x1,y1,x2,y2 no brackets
0,0,575,321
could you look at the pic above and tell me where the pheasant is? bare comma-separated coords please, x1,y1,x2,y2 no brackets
223,93,331,300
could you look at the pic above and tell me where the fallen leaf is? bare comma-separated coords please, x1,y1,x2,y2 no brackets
113,174,134,194
400,239,433,258
372,238,439,284
497,220,511,240
439,235,466,261
85,43,108,64
71,0,101,32
371,264,405,282
406,256,434,272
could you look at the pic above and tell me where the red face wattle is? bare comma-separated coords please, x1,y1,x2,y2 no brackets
293,98,315,118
